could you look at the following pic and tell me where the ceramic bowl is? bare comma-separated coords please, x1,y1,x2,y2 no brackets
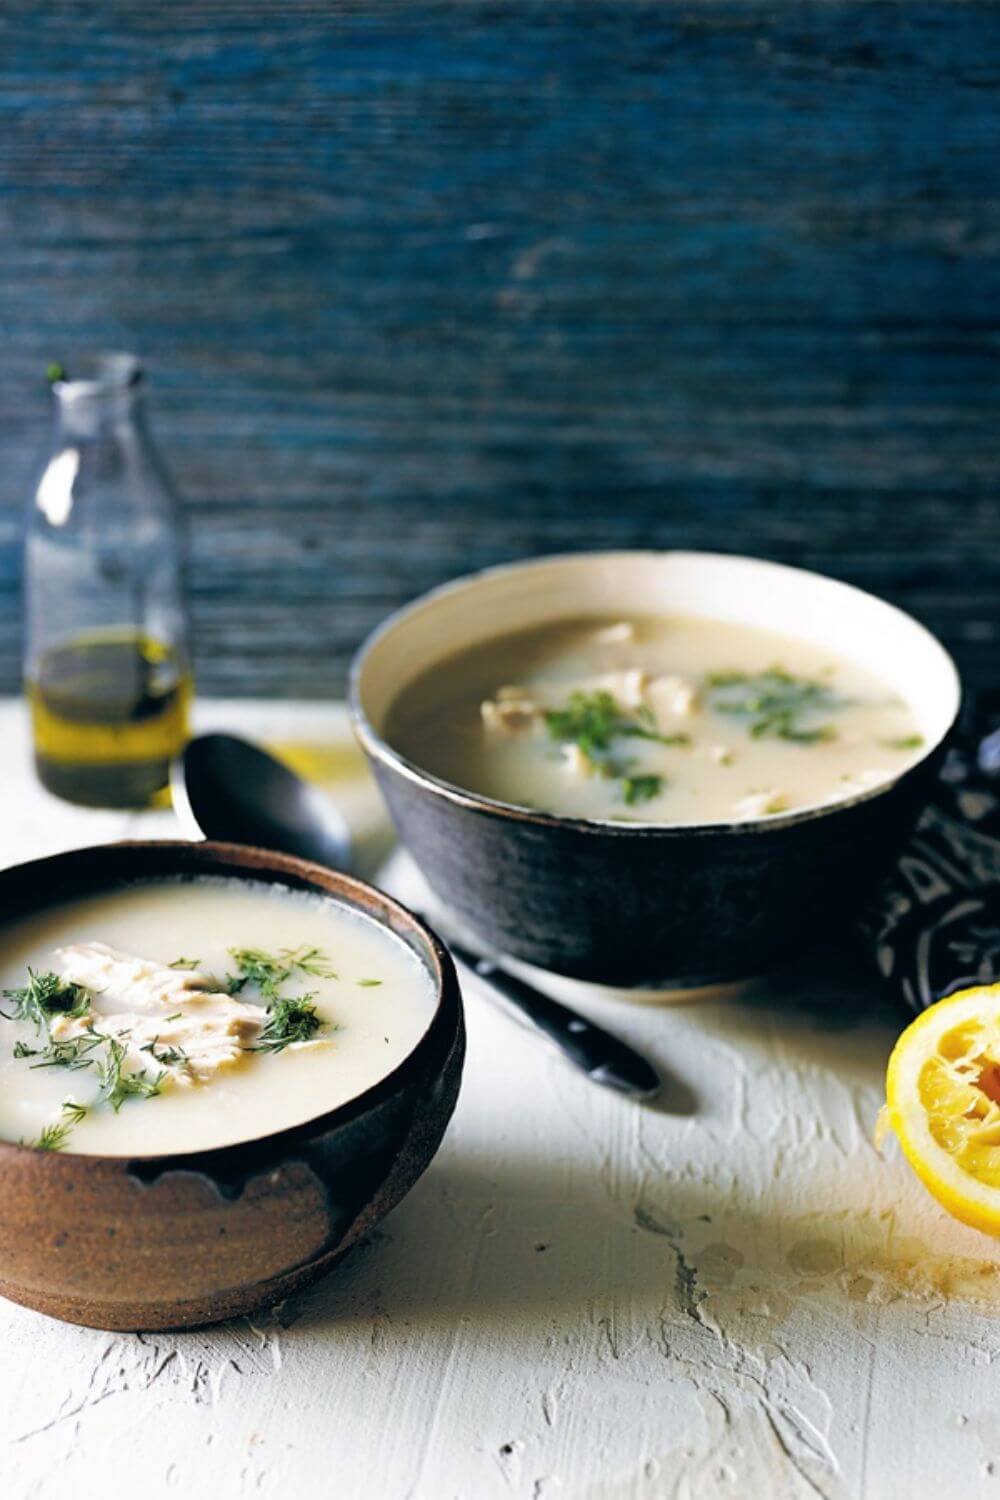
351,550,961,988
0,841,464,1331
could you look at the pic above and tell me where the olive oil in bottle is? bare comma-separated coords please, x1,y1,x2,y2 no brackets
24,355,192,807
29,630,192,808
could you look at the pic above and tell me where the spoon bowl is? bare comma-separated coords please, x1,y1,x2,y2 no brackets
172,733,354,870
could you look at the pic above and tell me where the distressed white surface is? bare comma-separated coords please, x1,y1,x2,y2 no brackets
2,699,1000,1500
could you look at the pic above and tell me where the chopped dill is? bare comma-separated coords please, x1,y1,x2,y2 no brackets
2,969,92,1029
97,1035,165,1112
107,1070,165,1110
227,944,337,1002
140,1036,189,1068
168,957,200,970
61,1098,88,1126
358,978,382,988
880,735,924,750
29,1119,74,1152
27,1031,105,1071
250,995,324,1054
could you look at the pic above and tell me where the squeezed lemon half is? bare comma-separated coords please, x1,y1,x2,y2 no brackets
885,983,1000,1236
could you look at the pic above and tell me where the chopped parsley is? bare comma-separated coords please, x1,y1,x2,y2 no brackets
705,669,840,743
544,691,678,807
622,774,664,806
545,692,675,757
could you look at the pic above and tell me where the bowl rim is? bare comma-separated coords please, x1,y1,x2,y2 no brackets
349,548,963,839
0,839,461,1165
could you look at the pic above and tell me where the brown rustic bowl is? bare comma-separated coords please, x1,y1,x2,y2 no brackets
0,841,464,1331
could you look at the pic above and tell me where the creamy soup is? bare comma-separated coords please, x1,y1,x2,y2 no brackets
0,879,435,1156
385,614,927,824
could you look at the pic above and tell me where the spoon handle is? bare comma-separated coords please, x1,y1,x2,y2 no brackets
444,936,661,1100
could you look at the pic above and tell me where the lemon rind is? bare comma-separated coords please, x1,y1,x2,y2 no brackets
887,983,1000,1238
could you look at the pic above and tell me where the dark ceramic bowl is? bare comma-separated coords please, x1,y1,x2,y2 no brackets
0,841,464,1331
351,551,961,989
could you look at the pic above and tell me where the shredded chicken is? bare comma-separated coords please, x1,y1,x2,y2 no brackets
481,696,538,733
53,943,267,1085
581,669,648,710
560,743,594,779
646,674,698,722
56,942,215,1011
733,790,790,820
593,621,635,645
837,768,892,797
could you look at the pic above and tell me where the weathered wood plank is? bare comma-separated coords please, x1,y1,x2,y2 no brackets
0,2,997,695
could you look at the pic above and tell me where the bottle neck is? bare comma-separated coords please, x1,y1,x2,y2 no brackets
52,354,145,439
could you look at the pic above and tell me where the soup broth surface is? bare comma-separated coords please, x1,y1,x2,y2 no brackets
0,878,435,1156
385,614,926,825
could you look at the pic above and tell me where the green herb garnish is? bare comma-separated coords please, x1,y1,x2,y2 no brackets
26,1031,105,1072
251,995,323,1054
61,1098,88,1126
26,1095,89,1152
2,970,91,1029
96,1035,165,1112
140,1036,189,1068
622,774,664,806
705,670,840,743
30,1119,74,1152
545,691,674,757
880,735,924,750
227,945,337,1001
168,957,200,970
544,691,679,807
358,978,382,988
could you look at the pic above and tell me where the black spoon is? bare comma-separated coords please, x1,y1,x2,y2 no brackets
171,733,661,1100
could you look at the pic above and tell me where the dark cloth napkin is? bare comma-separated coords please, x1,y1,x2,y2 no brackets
862,694,1000,1014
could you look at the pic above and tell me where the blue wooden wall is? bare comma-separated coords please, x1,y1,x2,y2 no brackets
2,2,998,697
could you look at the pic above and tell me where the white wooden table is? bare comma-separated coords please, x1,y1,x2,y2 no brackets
3,699,1000,1500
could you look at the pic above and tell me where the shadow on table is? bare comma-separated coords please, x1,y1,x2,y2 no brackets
284,1152,999,1348
276,952,934,1342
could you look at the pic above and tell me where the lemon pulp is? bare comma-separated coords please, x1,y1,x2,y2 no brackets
885,984,1000,1236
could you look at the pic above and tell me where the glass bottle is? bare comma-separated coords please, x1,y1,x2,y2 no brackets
24,354,192,807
